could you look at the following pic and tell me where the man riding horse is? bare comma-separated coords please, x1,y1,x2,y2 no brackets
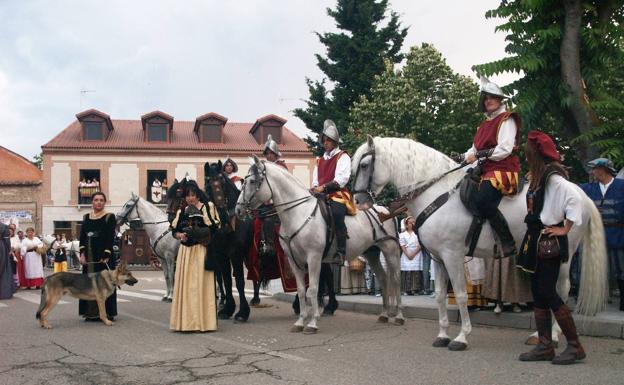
311,119,355,263
461,76,521,258
245,135,295,305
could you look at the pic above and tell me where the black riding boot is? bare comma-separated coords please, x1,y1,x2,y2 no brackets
332,229,347,265
487,210,517,258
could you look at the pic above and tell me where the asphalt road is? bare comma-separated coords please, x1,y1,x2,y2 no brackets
1,270,623,385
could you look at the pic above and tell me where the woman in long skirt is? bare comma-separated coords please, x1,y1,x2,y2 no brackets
78,192,118,321
170,181,219,332
20,227,44,289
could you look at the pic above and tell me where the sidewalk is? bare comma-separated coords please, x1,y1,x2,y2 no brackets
272,291,624,339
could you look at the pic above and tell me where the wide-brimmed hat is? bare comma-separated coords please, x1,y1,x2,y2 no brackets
587,158,617,175
478,76,507,113
527,130,560,162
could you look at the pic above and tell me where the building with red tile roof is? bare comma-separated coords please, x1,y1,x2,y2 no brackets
40,109,315,252
0,146,43,231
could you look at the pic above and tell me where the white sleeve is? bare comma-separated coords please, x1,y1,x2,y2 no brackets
489,118,517,161
21,241,27,255
399,232,407,247
334,153,351,187
312,162,319,188
541,175,583,226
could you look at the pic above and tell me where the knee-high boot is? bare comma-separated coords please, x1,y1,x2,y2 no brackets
487,210,517,258
519,308,555,361
552,304,586,365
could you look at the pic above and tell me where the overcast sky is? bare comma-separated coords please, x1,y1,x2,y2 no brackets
0,0,516,159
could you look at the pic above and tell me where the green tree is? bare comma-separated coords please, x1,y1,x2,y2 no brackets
349,43,482,156
294,0,407,154
347,44,483,205
32,152,43,170
472,0,624,173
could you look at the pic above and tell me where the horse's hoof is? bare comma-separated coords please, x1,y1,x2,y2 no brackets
377,315,389,323
290,325,304,333
250,297,260,306
165,297,172,303
234,315,248,323
393,318,405,326
432,337,451,348
448,341,468,351
218,312,232,320
525,336,539,346
161,297,168,302
322,308,335,316
302,326,318,335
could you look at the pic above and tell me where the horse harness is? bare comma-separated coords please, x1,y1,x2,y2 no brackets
241,162,398,271
118,196,171,262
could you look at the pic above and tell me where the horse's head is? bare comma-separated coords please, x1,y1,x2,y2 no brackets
116,194,140,226
235,155,271,217
204,161,240,212
166,178,187,215
352,135,390,210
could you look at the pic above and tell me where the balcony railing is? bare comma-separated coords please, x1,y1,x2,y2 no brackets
78,185,101,204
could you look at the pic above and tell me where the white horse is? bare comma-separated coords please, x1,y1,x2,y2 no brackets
352,136,608,350
235,156,403,333
116,194,178,301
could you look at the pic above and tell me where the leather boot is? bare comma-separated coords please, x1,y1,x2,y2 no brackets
552,304,586,365
519,308,555,361
332,230,347,265
487,210,517,258
618,280,624,311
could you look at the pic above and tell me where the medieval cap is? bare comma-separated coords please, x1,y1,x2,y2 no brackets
527,130,561,162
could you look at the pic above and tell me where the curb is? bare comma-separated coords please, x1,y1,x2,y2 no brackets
272,292,624,339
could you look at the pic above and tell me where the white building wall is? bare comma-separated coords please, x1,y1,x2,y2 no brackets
292,165,310,188
50,162,71,206
108,163,139,206
175,164,197,181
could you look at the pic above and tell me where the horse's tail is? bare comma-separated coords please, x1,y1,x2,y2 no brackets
576,196,608,316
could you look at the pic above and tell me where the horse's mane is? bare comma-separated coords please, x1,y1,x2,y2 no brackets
352,137,462,194
253,161,308,190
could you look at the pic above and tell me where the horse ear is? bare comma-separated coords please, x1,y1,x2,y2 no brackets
218,160,222,168
367,135,375,150
252,155,261,166
131,192,137,199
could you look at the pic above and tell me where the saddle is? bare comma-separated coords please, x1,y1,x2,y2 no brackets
316,195,336,262
459,166,525,257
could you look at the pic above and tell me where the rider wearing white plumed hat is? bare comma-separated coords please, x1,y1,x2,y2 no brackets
462,76,521,258
311,119,355,264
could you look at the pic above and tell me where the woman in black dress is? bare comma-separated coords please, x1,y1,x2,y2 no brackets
79,191,117,321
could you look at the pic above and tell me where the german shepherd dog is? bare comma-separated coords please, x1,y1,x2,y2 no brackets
36,262,138,329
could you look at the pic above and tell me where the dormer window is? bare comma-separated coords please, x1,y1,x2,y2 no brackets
194,112,227,143
76,108,113,142
250,115,286,145
84,122,103,140
141,111,174,143
148,123,168,141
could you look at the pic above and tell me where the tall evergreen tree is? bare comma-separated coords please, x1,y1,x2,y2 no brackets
294,0,407,153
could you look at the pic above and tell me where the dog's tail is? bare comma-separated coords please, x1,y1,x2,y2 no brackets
35,283,47,319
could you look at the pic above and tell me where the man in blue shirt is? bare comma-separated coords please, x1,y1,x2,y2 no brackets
580,158,624,311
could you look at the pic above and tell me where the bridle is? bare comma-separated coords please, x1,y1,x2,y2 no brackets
239,162,312,215
117,196,170,261
352,148,376,201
